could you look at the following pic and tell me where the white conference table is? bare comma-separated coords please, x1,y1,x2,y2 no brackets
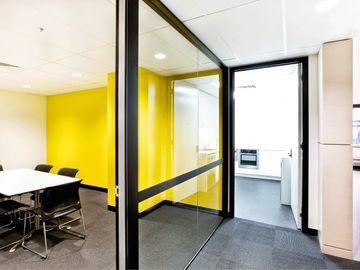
0,168,81,252
0,168,81,197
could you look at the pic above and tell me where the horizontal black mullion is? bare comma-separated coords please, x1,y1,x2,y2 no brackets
138,159,223,202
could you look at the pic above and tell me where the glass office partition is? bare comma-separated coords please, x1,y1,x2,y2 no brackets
138,0,223,268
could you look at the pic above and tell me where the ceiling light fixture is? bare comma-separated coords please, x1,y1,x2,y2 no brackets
72,72,82,78
154,53,166,60
23,84,32,89
314,0,339,12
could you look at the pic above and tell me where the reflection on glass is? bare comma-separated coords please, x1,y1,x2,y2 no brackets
138,0,222,269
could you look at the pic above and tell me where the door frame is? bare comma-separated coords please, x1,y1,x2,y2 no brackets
228,57,317,235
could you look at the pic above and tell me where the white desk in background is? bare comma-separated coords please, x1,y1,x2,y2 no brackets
0,169,81,197
0,168,81,251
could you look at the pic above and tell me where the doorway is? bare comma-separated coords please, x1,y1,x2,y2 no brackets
230,59,309,231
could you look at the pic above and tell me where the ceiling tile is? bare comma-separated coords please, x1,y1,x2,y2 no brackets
23,0,116,43
56,55,114,75
81,45,116,68
286,0,360,50
204,0,283,59
0,27,72,62
139,32,198,71
160,0,203,21
139,1,170,34
192,0,261,15
185,17,234,60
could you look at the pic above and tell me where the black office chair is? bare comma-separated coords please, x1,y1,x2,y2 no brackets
30,164,53,202
22,181,86,259
0,199,29,251
0,165,3,171
57,167,79,178
34,164,53,173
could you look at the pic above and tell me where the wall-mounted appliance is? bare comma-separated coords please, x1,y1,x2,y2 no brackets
236,149,259,169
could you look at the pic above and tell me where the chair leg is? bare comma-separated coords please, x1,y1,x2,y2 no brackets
43,221,48,258
80,209,86,236
22,217,48,259
22,212,27,239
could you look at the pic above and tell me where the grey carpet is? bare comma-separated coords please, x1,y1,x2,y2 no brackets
189,218,360,270
235,176,297,229
0,189,116,270
139,205,222,270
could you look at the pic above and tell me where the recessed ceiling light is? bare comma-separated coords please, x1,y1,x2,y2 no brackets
314,0,339,12
23,84,32,89
72,72,82,78
154,53,166,60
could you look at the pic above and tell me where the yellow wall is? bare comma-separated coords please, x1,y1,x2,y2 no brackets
138,67,172,213
165,69,223,211
137,68,223,213
107,72,116,207
47,87,108,189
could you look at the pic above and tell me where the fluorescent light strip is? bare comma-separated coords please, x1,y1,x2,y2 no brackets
281,0,288,56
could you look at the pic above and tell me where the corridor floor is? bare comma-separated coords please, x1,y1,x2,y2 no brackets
235,176,297,229
189,218,360,269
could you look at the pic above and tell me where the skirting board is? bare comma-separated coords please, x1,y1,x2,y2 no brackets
139,200,219,218
321,244,353,260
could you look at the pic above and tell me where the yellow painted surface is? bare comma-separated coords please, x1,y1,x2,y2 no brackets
138,68,223,212
166,69,223,211
138,67,172,213
47,87,108,189
107,72,116,207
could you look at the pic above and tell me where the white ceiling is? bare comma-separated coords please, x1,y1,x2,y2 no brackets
179,75,220,98
2,0,358,95
0,0,219,95
0,0,116,95
161,0,360,67
139,0,218,77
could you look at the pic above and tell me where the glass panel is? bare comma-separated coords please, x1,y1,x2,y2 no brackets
139,166,222,269
138,1,223,268
138,1,222,192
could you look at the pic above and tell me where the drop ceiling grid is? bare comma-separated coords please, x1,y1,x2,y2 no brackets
161,0,360,67
0,0,116,95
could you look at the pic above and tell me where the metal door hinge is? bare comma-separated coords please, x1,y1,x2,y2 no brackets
115,186,119,197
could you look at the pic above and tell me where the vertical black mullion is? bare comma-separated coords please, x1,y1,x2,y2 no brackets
115,0,120,269
221,67,229,217
301,57,313,234
125,0,139,268
229,68,235,218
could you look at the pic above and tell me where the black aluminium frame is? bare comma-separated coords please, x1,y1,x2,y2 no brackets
119,0,231,269
229,57,317,235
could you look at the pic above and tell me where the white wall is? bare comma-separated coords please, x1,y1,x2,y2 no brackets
0,90,46,170
308,54,319,230
234,64,298,151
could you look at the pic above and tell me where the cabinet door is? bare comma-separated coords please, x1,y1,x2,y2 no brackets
320,144,353,250
319,40,353,144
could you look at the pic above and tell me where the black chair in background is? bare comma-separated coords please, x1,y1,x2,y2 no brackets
0,165,3,171
57,167,79,178
30,164,53,202
22,181,86,259
34,164,53,173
